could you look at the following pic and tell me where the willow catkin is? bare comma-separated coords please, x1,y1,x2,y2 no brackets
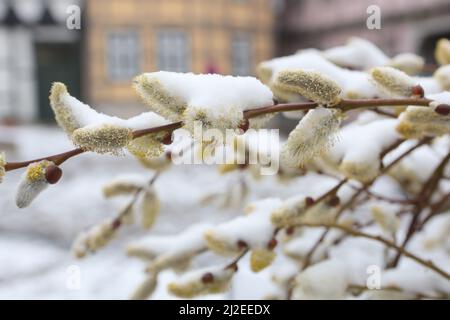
272,70,342,106
370,66,418,97
71,124,133,154
281,107,342,168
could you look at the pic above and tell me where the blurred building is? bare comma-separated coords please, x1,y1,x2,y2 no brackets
279,0,450,61
0,0,82,123
85,0,275,117
0,0,275,123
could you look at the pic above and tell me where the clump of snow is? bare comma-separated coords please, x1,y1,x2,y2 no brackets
319,117,400,183
51,83,169,133
127,223,212,272
292,259,349,299
204,198,281,255
322,37,389,70
133,72,274,133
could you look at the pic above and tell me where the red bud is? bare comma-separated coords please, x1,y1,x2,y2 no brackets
434,104,450,116
201,272,214,284
45,165,62,184
411,85,424,98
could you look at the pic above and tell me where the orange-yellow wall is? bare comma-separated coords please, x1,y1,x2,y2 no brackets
85,0,274,106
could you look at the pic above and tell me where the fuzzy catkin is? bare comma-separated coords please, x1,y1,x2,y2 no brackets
272,70,342,106
140,188,160,229
72,219,116,258
168,267,234,298
370,66,417,97
49,82,82,135
72,124,133,154
133,74,187,122
0,152,5,184
397,106,450,139
281,107,342,168
15,160,53,208
435,38,450,66
388,53,424,75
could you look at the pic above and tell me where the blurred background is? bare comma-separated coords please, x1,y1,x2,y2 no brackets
0,0,449,299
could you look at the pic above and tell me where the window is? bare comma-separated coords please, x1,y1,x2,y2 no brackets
231,34,252,76
157,31,189,72
107,31,140,81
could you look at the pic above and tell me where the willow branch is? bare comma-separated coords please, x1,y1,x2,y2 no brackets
389,150,450,267
4,98,431,172
299,222,450,281
301,138,431,270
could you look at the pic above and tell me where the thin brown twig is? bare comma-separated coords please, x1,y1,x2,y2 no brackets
4,98,431,172
298,222,450,281
301,138,431,270
389,150,450,267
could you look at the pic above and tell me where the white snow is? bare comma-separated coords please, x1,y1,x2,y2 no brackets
139,71,274,112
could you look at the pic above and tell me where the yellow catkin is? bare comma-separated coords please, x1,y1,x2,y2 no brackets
370,66,416,97
72,124,133,154
203,230,242,256
250,248,276,272
281,108,342,168
132,74,187,121
272,70,342,106
127,135,165,159
434,65,450,91
435,38,450,66
49,82,81,135
168,269,233,298
397,107,450,139
0,152,6,184
141,189,160,229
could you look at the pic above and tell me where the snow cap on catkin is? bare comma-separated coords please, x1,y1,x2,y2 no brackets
72,124,133,154
397,92,450,139
388,53,424,75
133,71,274,135
168,265,235,298
0,152,5,184
204,198,281,257
435,38,450,66
273,70,342,106
133,73,188,121
15,160,55,208
50,82,82,135
271,194,338,227
281,107,342,168
370,66,419,97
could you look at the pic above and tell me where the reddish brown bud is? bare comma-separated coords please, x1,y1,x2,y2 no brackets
238,163,249,170
201,272,214,284
411,85,424,98
160,133,173,145
237,240,248,249
45,165,62,184
267,238,278,250
305,197,315,207
112,218,122,230
165,151,172,160
286,226,295,235
238,118,250,134
227,263,239,272
327,195,340,207
434,104,450,116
